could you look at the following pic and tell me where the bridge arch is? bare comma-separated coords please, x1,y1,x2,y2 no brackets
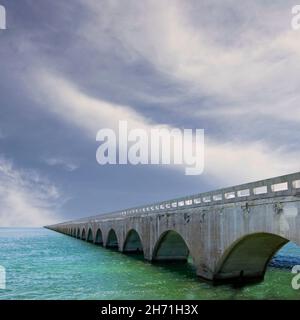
214,232,289,282
76,228,80,238
87,228,93,242
106,229,119,249
81,228,86,241
95,228,103,245
153,230,190,261
123,229,143,255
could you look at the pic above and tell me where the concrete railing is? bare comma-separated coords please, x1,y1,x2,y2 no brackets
53,172,300,226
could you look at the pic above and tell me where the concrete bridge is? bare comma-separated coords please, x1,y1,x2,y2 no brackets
46,172,300,283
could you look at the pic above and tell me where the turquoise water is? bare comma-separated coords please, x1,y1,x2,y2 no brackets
0,228,300,300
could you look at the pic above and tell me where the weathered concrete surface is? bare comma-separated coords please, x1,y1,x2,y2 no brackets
46,172,300,283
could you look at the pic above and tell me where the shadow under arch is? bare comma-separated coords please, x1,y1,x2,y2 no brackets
123,229,144,255
106,229,119,249
81,228,86,241
76,228,80,239
95,228,103,245
153,230,190,261
87,228,93,242
214,232,289,283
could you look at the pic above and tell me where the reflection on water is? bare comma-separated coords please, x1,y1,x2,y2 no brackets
0,228,299,300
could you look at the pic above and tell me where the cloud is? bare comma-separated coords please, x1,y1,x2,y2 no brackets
29,69,300,185
205,140,299,185
43,157,79,172
29,69,148,138
81,0,300,124
0,156,62,227
6,1,299,189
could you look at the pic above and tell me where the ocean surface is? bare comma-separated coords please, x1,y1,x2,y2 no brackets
0,228,300,300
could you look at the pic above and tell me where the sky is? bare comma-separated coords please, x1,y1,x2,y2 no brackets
0,0,300,227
